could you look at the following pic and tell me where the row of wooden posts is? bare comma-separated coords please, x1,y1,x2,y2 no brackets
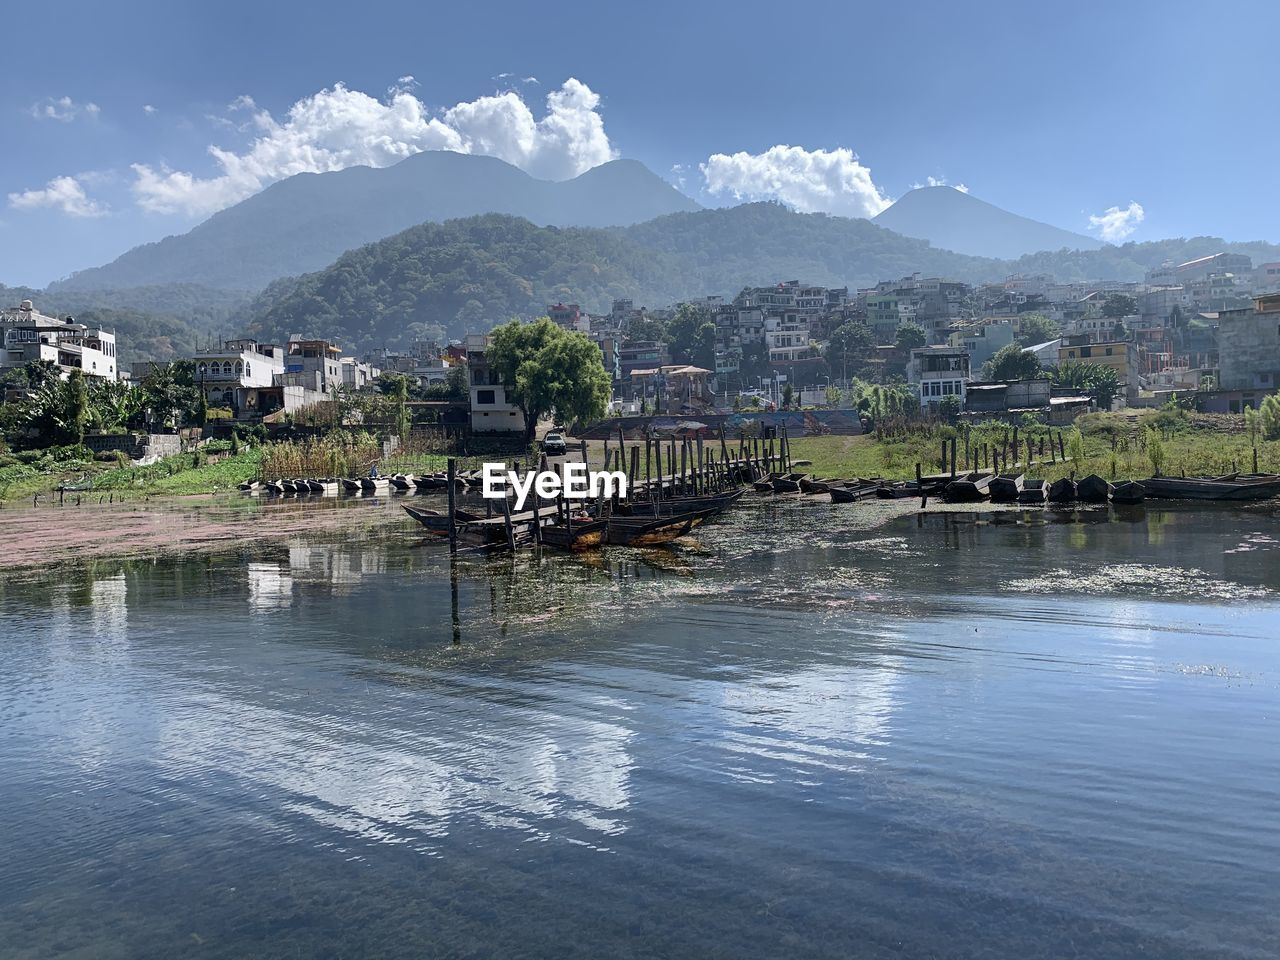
939,426,1071,478
443,425,797,553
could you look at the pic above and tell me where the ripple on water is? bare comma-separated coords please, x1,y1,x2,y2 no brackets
1005,563,1273,601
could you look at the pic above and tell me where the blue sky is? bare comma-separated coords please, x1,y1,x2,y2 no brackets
3,0,1276,287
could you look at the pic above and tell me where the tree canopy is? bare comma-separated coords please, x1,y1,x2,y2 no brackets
894,322,927,351
1102,293,1138,318
487,318,611,441
1015,312,1060,347
982,343,1042,382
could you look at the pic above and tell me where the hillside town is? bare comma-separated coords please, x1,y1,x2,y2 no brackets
4,249,1279,454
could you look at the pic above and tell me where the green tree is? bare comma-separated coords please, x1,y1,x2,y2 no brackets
1260,394,1280,441
938,394,961,423
1050,361,1121,410
781,383,794,409
1015,313,1060,347
1103,294,1137,319
666,303,715,367
982,343,1042,381
894,321,927,351
487,317,611,443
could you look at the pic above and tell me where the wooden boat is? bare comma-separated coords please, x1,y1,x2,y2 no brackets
1047,478,1077,503
340,478,363,492
539,518,608,550
1017,479,1049,504
989,473,1025,503
605,510,708,547
358,476,390,492
387,474,413,491
1141,474,1280,501
616,488,743,517
402,504,454,535
238,479,259,491
752,478,775,493
831,482,884,503
942,472,993,503
264,479,286,495
412,474,446,491
1111,480,1147,504
770,473,808,493
1076,474,1113,503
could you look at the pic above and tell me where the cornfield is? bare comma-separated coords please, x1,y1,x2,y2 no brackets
259,437,383,480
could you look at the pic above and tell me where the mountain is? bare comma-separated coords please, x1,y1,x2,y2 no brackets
873,186,1104,259
245,207,1005,354
52,153,701,292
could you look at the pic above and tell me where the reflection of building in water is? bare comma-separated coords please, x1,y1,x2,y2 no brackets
719,662,901,773
247,562,294,610
91,574,128,643
287,543,388,588
155,683,635,850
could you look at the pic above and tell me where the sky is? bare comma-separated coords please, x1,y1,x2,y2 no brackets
3,0,1277,288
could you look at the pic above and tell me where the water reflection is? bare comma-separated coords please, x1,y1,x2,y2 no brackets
2,503,1279,959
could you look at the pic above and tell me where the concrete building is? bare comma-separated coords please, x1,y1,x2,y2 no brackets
548,302,589,333
1145,252,1253,286
339,357,382,390
907,346,971,409
1254,262,1280,294
286,337,343,391
963,378,1053,415
1058,336,1140,403
1,300,119,381
628,364,712,412
464,333,526,433
619,340,670,377
1217,293,1280,395
763,313,813,363
950,320,1014,373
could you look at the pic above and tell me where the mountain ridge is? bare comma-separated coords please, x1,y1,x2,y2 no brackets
873,185,1104,259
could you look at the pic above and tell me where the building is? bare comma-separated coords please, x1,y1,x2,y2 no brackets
193,339,289,416
1217,293,1280,396
619,340,671,377
950,320,1014,373
1254,262,1280,294
963,378,1053,415
339,357,382,390
1,300,119,381
285,337,343,392
464,333,526,433
628,364,712,412
907,346,971,409
548,302,588,333
763,313,813,363
1058,336,1140,403
1145,252,1253,286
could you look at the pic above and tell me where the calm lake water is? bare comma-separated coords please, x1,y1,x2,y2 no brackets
2,498,1278,959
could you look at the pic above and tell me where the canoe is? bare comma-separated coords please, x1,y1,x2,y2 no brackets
605,511,708,547
1141,475,1280,501
1077,474,1113,503
358,477,390,492
1111,480,1147,504
238,479,259,491
770,472,808,493
539,518,608,550
989,473,1025,503
943,472,993,503
387,474,413,491
340,478,363,492
1047,478,1077,503
403,504,453,535
1017,479,1049,504
412,474,446,491
831,483,884,503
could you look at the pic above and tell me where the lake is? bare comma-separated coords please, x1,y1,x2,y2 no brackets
1,497,1278,959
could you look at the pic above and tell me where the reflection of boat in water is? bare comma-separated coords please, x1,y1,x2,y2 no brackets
604,510,710,547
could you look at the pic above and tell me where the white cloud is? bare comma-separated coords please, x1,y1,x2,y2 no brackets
130,77,617,217
1088,201,1145,242
143,104,158,115
8,175,107,217
28,96,100,122
910,175,968,193
700,145,891,218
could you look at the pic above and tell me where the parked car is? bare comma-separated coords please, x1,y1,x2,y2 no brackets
542,432,567,456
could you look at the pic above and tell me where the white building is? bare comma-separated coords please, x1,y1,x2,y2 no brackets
764,314,813,363
1,300,118,381
465,333,526,433
907,345,971,409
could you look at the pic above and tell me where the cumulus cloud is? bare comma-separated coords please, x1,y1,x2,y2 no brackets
28,96,100,122
700,145,891,218
1088,201,1145,242
131,78,617,217
911,175,968,193
143,103,158,115
8,175,107,217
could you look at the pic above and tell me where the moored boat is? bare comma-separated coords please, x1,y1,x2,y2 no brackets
1047,477,1077,503
1111,480,1147,504
1017,479,1049,504
1141,474,1280,501
942,472,993,503
1077,474,1113,503
989,473,1025,503
388,474,413,491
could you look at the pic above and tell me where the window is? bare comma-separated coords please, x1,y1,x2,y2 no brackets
476,389,496,405
198,362,207,376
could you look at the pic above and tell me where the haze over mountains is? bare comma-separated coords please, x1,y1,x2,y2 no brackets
873,185,1105,259
54,153,702,292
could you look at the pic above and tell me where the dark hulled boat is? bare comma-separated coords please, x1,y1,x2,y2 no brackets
1077,474,1113,503
1111,480,1147,504
1017,479,1049,504
942,472,993,503
989,473,1025,503
1047,478,1077,503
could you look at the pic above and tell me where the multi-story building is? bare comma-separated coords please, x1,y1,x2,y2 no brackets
1217,293,1280,394
1254,262,1280,294
285,337,343,392
907,346,971,409
949,320,1014,373
464,333,526,433
547,302,588,333
1058,336,1140,403
1145,252,1253,286
619,340,670,378
194,339,287,414
763,314,813,363
1,300,119,381
339,357,382,390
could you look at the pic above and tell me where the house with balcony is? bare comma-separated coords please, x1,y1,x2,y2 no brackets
907,346,971,409
194,339,287,417
1,300,119,381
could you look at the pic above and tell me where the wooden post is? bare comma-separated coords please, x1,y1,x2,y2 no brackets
630,446,639,501
941,439,948,473
696,436,705,495
1058,432,1066,461
1012,426,1019,466
1254,446,1259,474
950,436,957,479
500,486,516,550
446,457,458,554
580,439,588,468
679,441,688,496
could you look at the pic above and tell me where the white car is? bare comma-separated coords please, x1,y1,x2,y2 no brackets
542,433,567,455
